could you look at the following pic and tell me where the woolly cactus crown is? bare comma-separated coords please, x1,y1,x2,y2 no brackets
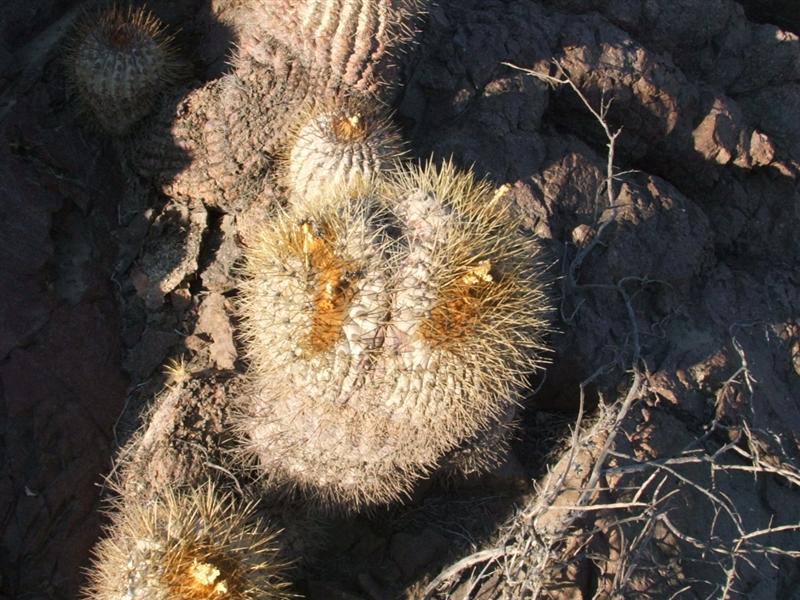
282,99,405,211
238,188,394,367
386,161,550,370
85,485,290,600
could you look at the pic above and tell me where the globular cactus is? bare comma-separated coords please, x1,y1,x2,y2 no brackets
127,44,336,212
250,0,428,98
237,162,550,510
65,4,185,136
237,192,403,509
85,485,291,599
384,162,550,412
282,99,405,211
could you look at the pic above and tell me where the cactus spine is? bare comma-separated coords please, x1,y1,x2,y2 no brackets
283,100,405,211
251,0,427,97
237,162,550,510
66,4,185,135
84,485,291,599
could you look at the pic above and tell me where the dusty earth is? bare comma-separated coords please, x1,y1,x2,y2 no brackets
1,0,799,598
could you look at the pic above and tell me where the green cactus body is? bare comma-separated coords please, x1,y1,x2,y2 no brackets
66,5,184,136
283,102,405,211
252,0,426,97
238,162,550,510
85,486,290,599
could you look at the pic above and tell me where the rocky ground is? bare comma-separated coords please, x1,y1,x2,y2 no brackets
1,0,798,598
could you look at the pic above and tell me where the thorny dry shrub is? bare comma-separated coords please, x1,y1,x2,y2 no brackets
424,374,800,599
421,63,800,600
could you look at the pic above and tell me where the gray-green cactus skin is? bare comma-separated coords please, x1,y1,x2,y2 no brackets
66,5,185,135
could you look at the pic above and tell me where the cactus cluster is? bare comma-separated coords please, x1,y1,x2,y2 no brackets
76,0,552,593
65,5,185,135
86,486,290,600
238,161,550,508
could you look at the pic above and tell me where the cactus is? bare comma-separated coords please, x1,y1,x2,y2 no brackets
126,44,341,212
237,162,550,510
250,0,427,98
237,192,394,375
385,161,550,384
282,99,405,211
84,485,291,599
65,4,185,136
128,0,421,211
237,191,403,509
439,405,517,479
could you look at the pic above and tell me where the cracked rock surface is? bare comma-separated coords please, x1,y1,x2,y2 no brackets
1,0,798,598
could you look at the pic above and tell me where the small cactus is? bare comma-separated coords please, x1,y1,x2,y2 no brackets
251,0,427,97
282,100,405,211
85,485,291,599
65,4,185,135
237,162,550,510
127,44,338,211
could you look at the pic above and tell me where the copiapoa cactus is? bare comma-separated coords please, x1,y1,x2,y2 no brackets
126,0,427,212
84,485,291,599
237,161,550,510
127,43,344,212
250,0,427,98
281,99,405,211
236,190,402,509
65,4,185,136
